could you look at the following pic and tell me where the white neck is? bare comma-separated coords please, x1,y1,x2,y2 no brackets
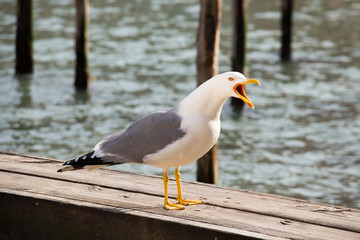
177,80,229,120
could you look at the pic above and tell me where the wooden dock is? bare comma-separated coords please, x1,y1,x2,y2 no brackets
1,151,359,240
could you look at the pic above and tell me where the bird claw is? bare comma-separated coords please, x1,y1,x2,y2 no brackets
177,198,203,206
164,202,184,210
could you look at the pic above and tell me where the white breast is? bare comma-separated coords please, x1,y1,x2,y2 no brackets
143,115,220,169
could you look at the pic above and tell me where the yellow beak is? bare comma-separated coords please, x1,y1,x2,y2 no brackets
233,79,261,109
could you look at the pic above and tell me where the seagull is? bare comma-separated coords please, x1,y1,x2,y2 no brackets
58,72,260,210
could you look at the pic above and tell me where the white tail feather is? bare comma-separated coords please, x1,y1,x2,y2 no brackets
57,165,75,172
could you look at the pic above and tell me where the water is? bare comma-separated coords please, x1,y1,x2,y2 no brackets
1,0,359,208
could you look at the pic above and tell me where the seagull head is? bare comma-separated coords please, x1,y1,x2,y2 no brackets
179,72,261,117
217,72,261,109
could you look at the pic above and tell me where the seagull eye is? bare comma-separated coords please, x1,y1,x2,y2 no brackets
228,77,234,81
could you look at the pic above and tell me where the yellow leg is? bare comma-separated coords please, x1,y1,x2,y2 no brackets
175,167,203,205
163,170,184,210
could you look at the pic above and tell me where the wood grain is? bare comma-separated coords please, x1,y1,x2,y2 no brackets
1,151,359,240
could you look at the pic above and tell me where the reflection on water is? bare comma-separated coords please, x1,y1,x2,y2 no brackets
16,74,33,108
0,0,359,208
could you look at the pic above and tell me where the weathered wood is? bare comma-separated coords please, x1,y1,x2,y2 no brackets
280,0,293,61
1,151,360,240
15,0,33,74
196,0,222,184
75,0,90,90
231,0,247,109
196,144,218,184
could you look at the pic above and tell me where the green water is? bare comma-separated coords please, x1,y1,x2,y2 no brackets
0,0,359,208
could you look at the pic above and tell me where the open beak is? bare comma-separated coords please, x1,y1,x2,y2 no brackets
233,79,261,109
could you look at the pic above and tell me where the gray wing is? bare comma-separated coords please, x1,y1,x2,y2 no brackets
95,108,186,164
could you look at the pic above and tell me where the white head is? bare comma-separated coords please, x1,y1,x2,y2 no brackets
209,72,261,109
178,72,261,118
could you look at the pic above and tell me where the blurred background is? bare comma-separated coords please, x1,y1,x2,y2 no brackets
0,0,359,208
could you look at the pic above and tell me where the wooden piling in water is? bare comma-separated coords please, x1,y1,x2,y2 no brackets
15,0,33,74
75,0,90,90
231,0,247,109
280,0,293,61
196,0,222,184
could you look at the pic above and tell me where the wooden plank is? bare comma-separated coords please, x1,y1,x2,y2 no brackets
1,151,359,233
1,151,360,240
1,172,358,240
1,151,359,232
1,190,278,240
1,151,358,233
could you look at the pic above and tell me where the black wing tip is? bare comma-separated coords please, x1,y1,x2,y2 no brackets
61,151,103,167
